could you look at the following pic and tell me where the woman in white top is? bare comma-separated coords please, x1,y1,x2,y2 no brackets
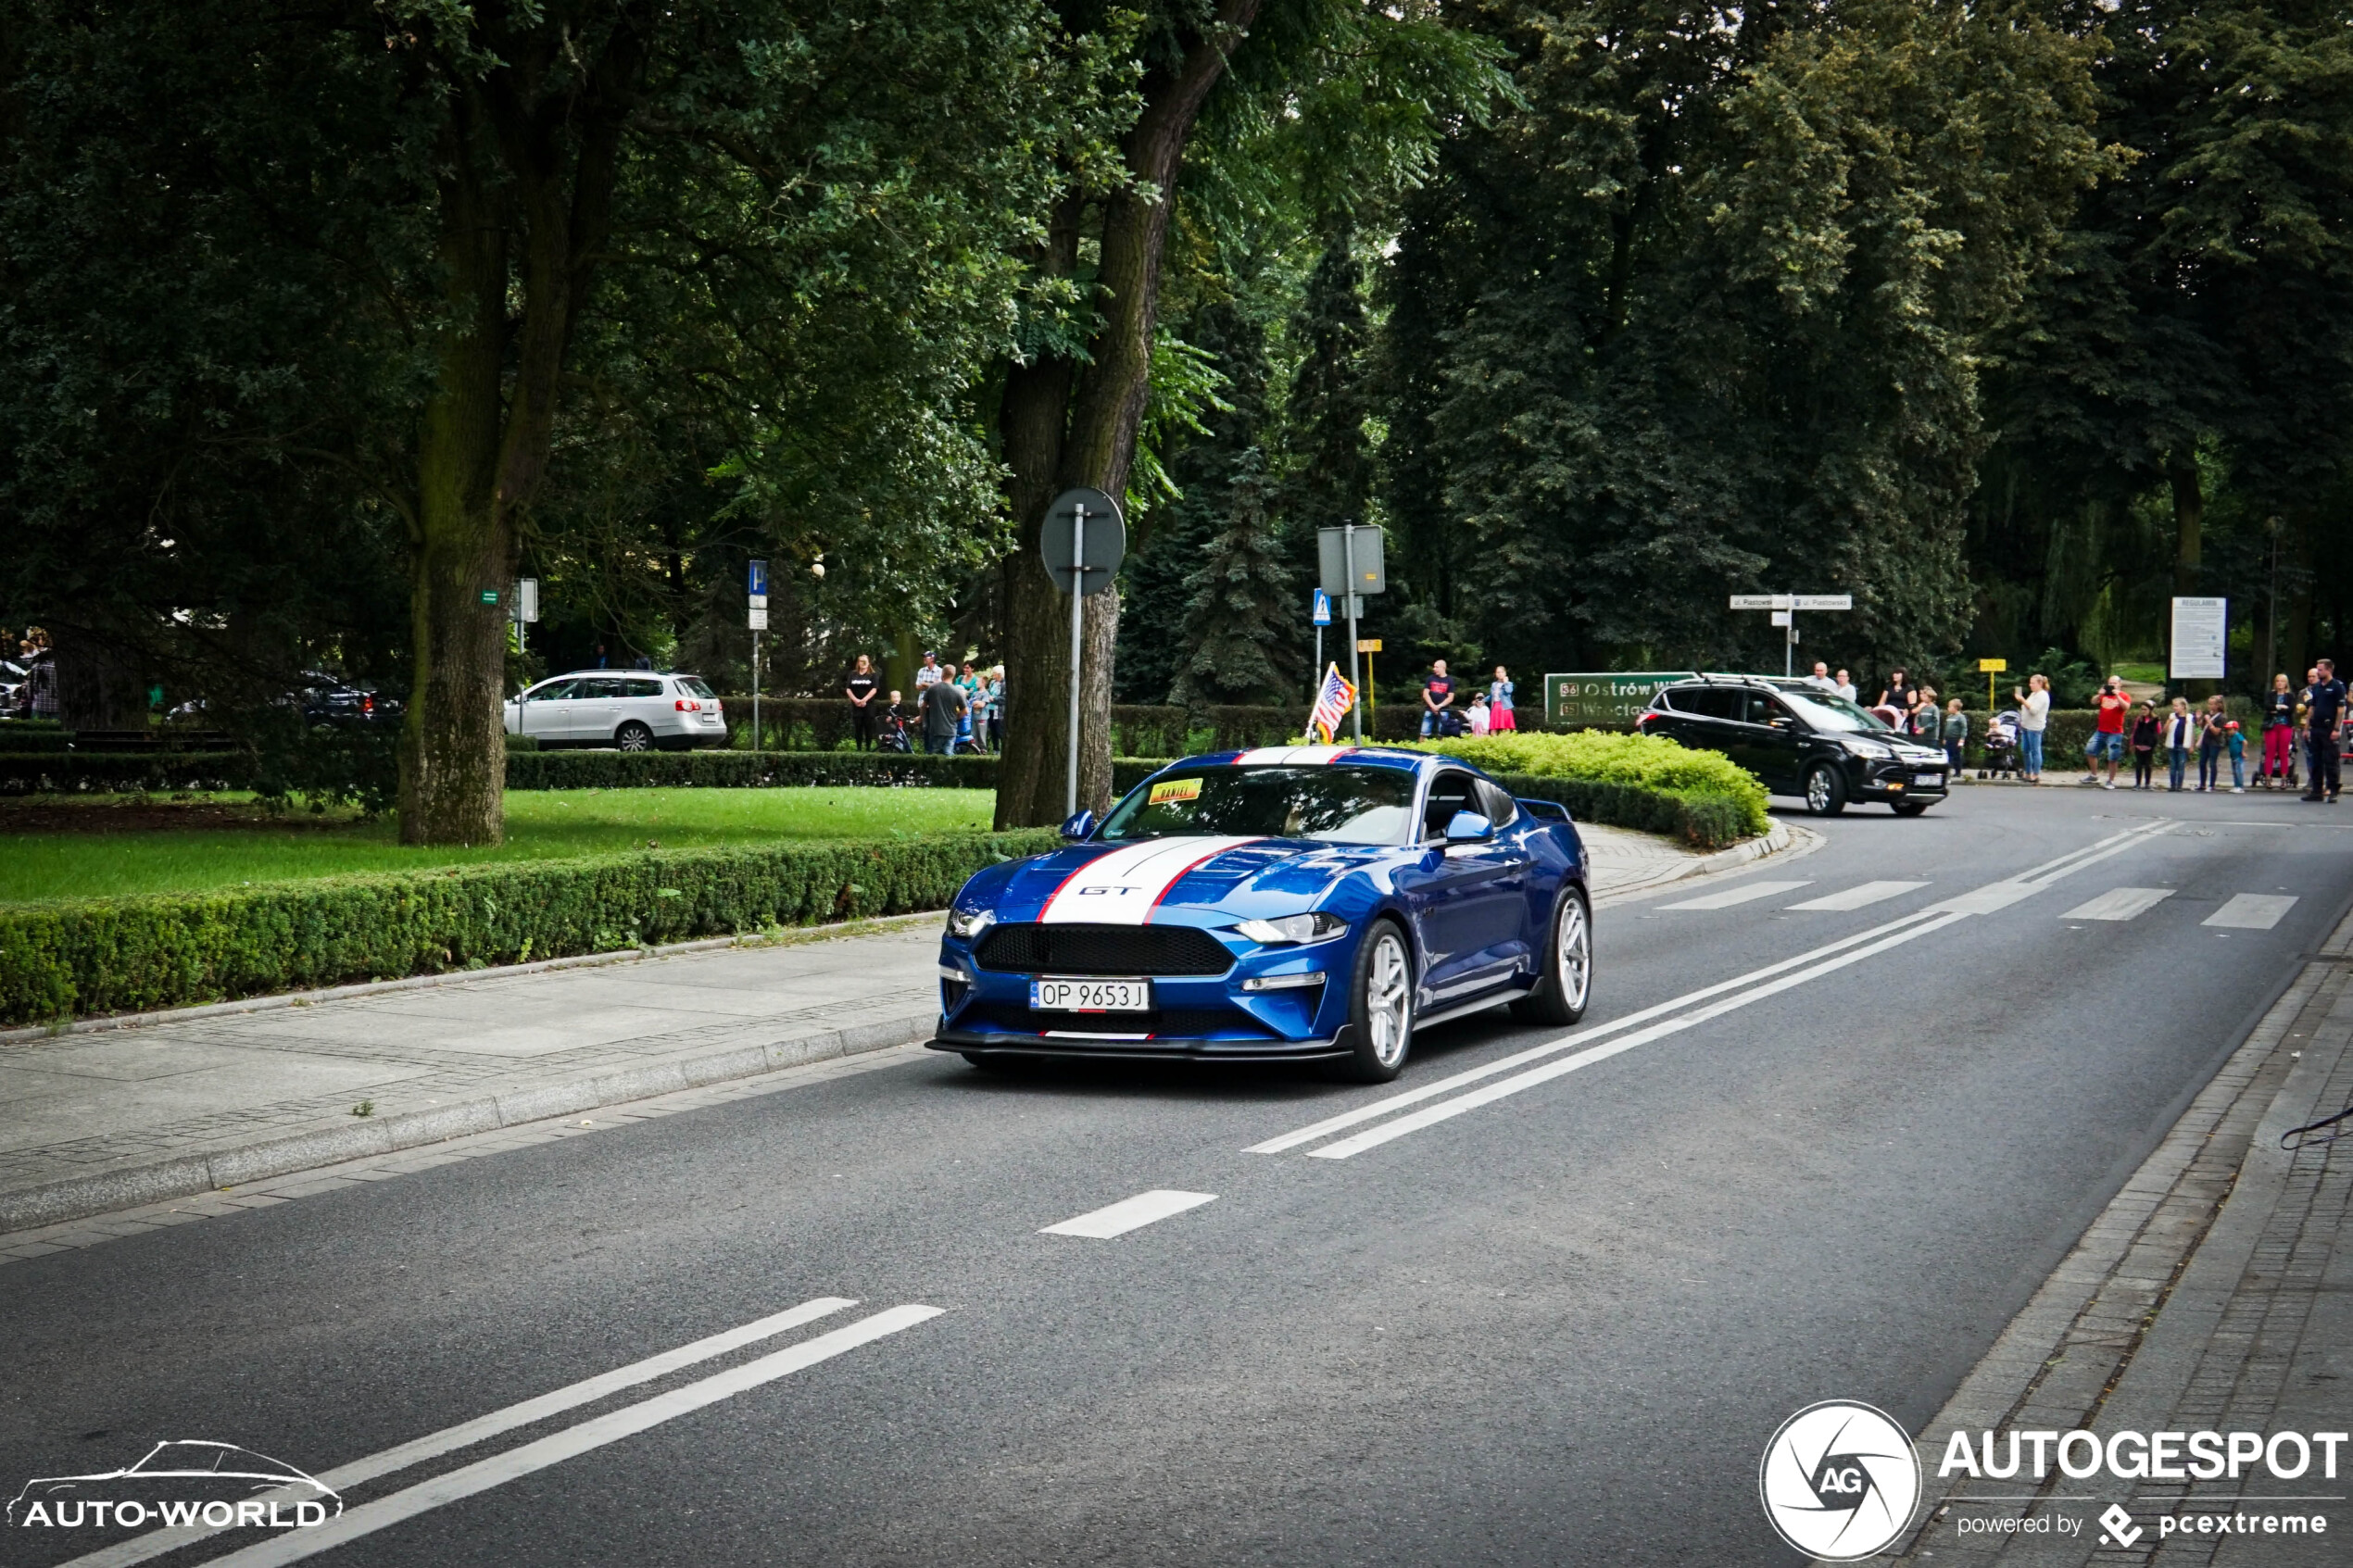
2013,672,2052,783
2162,696,2196,792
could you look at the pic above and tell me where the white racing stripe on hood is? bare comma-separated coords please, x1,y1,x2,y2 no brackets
1233,745,1360,765
1037,836,1266,925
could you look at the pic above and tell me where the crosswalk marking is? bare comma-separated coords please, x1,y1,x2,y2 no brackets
1657,880,1812,911
1786,880,1930,911
2204,893,2298,931
2061,887,2175,922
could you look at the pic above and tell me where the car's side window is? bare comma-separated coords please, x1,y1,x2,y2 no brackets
624,678,663,698
1474,779,1518,828
1423,771,1479,840
1672,688,1734,721
578,678,623,700
1744,692,1785,726
526,681,576,703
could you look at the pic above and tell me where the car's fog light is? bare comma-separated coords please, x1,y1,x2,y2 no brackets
1242,971,1327,992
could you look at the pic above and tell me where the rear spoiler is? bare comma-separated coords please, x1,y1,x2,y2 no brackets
1516,798,1572,823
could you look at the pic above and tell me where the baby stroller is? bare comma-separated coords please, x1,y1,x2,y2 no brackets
1979,709,2021,780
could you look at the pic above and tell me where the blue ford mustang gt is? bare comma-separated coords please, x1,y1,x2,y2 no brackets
926,745,1592,1082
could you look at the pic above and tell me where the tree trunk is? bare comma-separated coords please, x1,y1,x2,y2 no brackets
991,1,1265,827
49,621,146,732
396,31,639,845
2169,454,2203,597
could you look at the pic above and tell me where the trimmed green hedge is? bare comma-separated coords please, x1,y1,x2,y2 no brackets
1492,773,1755,851
504,748,1169,796
1414,731,1772,844
0,829,1060,1025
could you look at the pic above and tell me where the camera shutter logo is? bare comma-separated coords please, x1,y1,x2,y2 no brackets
1759,1400,1922,1561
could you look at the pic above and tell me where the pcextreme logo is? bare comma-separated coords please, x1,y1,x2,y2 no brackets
7,1440,342,1531
1760,1401,1923,1562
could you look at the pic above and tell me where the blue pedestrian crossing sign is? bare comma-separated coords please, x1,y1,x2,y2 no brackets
1312,588,1331,626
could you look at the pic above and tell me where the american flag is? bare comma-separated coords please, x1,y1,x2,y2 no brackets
1305,663,1357,742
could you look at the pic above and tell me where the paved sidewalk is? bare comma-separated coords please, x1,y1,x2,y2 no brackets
1884,908,2353,1563
0,820,1794,1236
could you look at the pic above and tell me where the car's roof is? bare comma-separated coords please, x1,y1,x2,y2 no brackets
535,670,692,682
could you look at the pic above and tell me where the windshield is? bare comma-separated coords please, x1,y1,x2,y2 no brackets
1099,764,1418,845
1780,689,1893,734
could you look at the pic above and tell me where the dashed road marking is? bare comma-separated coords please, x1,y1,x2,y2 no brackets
2060,886,2175,922
1041,1189,1216,1237
1656,880,1812,910
2205,893,2298,930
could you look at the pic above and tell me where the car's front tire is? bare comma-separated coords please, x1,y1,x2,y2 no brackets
1337,920,1416,1083
1511,885,1592,1026
616,721,654,752
1804,762,1847,816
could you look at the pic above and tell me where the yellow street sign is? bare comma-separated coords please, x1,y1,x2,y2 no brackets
1357,639,1382,653
1978,658,2007,672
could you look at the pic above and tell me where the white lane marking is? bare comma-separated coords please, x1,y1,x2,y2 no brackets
1244,909,1949,1156
1656,879,1813,910
1040,1189,1217,1237
1255,819,2180,1158
1307,911,1973,1160
2061,886,2175,922
63,1297,861,1568
200,1306,944,1568
1037,836,1263,925
2205,893,2298,930
1786,880,1930,911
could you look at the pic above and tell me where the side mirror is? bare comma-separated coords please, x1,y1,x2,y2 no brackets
1060,809,1097,842
1443,809,1494,844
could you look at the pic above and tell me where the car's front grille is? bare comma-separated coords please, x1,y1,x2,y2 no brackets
973,922,1232,977
954,1002,1273,1040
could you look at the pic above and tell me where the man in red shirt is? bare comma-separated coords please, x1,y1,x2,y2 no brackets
2082,676,2133,790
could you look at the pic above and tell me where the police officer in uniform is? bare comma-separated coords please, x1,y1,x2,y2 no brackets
2304,658,2346,803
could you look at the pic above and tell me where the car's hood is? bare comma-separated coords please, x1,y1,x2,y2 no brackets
981,835,1381,924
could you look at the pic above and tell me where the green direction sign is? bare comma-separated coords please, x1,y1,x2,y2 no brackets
479,589,500,605
1545,671,1696,728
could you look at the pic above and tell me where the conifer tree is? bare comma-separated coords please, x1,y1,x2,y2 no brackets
1282,222,1372,546
1174,448,1301,706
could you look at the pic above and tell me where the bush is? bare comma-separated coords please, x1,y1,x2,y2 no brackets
0,752,251,794
1413,731,1772,842
1491,773,1758,851
0,829,1061,1025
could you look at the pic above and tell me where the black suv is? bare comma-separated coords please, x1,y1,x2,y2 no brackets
1636,676,1952,816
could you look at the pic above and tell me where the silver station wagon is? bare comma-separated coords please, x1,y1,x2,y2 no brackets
503,671,726,751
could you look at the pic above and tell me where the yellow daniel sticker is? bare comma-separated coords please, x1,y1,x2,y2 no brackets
1149,777,1203,805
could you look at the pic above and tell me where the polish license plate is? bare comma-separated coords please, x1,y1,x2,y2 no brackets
1030,978,1151,1013
1914,771,1945,787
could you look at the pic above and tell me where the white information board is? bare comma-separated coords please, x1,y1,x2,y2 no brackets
2170,596,2227,680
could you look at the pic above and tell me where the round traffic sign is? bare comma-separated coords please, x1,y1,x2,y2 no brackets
1041,487,1126,596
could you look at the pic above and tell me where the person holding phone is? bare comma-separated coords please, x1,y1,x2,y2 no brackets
2082,676,2131,790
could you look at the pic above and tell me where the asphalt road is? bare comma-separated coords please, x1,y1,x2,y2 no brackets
6,784,2351,1568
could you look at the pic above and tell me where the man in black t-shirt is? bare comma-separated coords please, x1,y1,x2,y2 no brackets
920,676,967,756
845,655,881,749
2304,657,2346,802
1420,659,1457,738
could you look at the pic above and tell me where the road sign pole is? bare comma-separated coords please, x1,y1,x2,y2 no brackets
1067,504,1088,818
751,630,761,751
1343,527,1363,742
1314,625,1322,702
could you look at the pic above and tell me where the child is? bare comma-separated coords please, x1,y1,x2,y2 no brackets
1466,692,1491,735
1941,698,1968,773
2129,701,2159,789
2225,719,2246,793
1489,667,1516,732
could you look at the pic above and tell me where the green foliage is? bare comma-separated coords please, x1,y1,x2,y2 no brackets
0,832,1059,1024
1414,730,1772,840
1172,450,1301,706
0,754,251,794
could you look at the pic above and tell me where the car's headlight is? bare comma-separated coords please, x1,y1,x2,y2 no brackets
948,907,996,940
1840,736,1892,757
1232,911,1349,946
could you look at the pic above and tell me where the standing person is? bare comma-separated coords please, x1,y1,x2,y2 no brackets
1467,692,1491,734
963,665,992,753
1941,697,1969,772
1806,660,1835,691
1879,669,1913,712
2260,672,2296,789
918,672,965,756
2129,701,2159,789
2196,694,2228,792
986,666,1005,751
2304,658,2345,802
914,651,944,692
2082,675,2131,789
2163,696,2196,791
2225,720,2247,793
1833,669,1857,703
1489,667,1516,732
845,655,882,750
1419,659,1457,738
2014,672,2051,784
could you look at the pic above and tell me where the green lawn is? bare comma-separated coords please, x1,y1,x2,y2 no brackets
0,788,1000,905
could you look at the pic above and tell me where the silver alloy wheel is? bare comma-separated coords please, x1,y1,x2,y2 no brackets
1557,894,1591,1010
1806,766,1834,812
1365,931,1413,1068
617,722,652,752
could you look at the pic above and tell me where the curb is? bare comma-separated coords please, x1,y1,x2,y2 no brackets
0,910,948,1047
0,1008,937,1235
